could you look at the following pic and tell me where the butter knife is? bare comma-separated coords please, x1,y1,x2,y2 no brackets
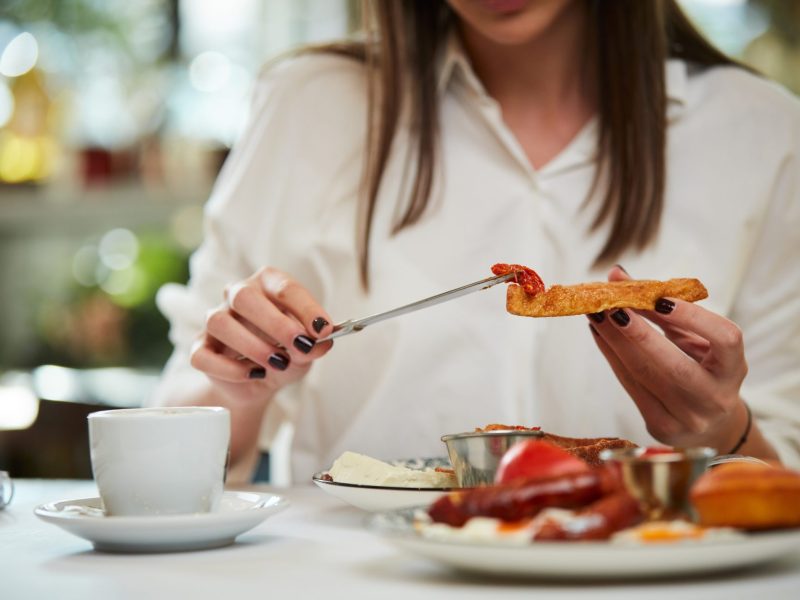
317,272,517,342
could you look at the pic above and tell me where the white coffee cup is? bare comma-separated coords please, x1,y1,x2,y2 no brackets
88,407,230,516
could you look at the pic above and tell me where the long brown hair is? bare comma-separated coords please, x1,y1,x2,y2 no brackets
336,1,739,287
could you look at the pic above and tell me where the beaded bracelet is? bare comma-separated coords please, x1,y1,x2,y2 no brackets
727,402,752,454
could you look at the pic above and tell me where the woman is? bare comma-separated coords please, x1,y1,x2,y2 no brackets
151,0,800,482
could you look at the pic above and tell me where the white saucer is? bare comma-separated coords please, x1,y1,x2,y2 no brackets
34,491,288,553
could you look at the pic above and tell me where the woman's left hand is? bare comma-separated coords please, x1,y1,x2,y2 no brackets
587,266,749,452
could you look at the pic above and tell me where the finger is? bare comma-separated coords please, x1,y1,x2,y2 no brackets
258,267,334,338
631,311,711,362
592,309,717,419
646,299,745,375
607,266,712,364
608,265,630,282
190,340,255,383
661,328,710,363
588,323,680,437
226,282,329,364
206,307,281,368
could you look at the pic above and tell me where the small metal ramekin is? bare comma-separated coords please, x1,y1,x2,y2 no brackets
441,429,544,487
600,446,716,520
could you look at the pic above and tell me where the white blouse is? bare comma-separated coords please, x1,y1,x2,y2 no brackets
153,42,800,482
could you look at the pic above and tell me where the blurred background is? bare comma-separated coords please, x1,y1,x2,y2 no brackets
0,0,798,479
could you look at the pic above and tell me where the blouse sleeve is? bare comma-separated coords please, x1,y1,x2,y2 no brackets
153,69,278,371
732,128,800,468
147,53,366,469
148,63,308,419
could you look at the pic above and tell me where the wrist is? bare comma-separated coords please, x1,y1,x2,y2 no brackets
707,399,750,455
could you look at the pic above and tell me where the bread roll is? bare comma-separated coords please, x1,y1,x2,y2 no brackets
690,462,800,530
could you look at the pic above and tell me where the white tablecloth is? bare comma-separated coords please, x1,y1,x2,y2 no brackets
3,479,800,599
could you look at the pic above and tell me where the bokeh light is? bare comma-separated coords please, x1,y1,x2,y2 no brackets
99,228,140,271
72,245,102,287
189,51,231,93
0,31,38,77
0,80,13,127
0,132,52,183
0,382,39,431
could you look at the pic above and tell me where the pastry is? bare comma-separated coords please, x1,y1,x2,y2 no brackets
690,462,800,530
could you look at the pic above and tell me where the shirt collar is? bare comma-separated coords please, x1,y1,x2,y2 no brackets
436,31,474,95
437,32,689,116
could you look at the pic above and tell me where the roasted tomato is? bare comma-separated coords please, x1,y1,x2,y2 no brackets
495,440,590,484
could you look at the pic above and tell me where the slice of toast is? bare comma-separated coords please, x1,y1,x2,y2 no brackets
506,278,707,317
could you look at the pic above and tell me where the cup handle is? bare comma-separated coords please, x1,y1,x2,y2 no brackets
0,471,13,508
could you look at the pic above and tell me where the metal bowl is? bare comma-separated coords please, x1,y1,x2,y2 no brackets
441,429,544,487
600,446,716,520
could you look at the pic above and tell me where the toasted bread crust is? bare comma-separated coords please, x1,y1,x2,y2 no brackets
506,278,708,317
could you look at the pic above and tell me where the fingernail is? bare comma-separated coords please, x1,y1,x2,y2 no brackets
293,335,315,354
248,367,266,379
268,353,290,371
611,309,630,327
615,264,629,275
655,298,675,314
589,324,599,336
588,312,605,324
312,317,329,334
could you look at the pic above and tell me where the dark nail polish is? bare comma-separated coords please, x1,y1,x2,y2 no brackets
588,312,605,324
589,324,599,336
611,309,630,327
655,298,675,314
312,317,329,334
268,353,290,371
248,367,266,379
615,264,629,275
293,335,315,354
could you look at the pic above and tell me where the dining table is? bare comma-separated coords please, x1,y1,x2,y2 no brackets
4,478,800,599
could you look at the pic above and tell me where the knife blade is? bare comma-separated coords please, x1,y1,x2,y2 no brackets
317,272,517,342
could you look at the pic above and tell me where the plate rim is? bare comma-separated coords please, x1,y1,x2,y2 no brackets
368,508,800,578
369,507,800,552
34,490,288,523
312,472,454,493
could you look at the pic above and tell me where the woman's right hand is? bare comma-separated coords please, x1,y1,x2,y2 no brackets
190,267,334,404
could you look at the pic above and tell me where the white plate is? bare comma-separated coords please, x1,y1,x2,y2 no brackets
370,509,800,579
34,491,288,553
312,458,453,512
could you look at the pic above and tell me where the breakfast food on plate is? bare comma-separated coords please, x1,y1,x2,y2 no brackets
494,440,591,484
475,423,541,432
474,424,638,467
427,439,645,540
323,451,456,488
420,498,644,545
611,520,744,544
533,490,644,541
491,263,708,317
690,462,800,530
428,467,622,528
417,432,798,545
538,432,638,466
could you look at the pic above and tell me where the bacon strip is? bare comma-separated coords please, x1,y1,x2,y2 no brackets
428,468,620,527
533,491,643,541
